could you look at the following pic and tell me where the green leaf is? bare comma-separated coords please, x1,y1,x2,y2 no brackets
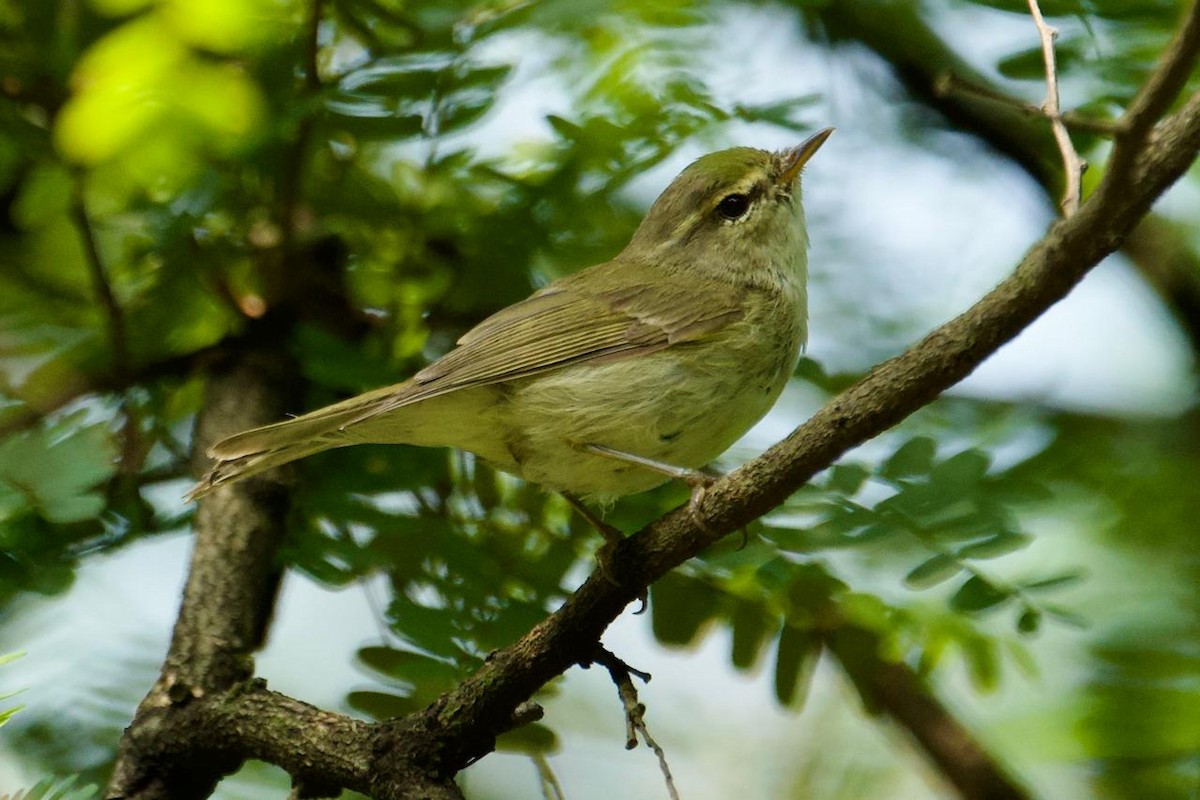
773,624,821,708
826,463,869,495
0,419,116,524
496,722,561,755
650,572,721,647
357,645,460,690
11,162,73,229
6,775,97,800
1018,570,1087,592
730,600,773,671
956,532,1032,560
384,602,468,661
881,436,936,479
960,632,1001,692
949,575,1013,614
904,553,963,589
1017,607,1042,635
997,39,1086,80
929,449,991,493
731,96,821,132
346,690,419,720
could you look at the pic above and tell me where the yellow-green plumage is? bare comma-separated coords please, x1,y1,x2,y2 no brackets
190,131,832,502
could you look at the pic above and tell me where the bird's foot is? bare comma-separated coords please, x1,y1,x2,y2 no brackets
562,492,647,612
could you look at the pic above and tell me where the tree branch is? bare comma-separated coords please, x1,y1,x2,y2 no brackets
420,85,1200,785
817,0,1200,353
1026,0,1084,215
107,349,301,799
105,10,1200,797
1106,0,1200,185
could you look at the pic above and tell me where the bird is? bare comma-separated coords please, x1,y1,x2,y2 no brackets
190,129,833,545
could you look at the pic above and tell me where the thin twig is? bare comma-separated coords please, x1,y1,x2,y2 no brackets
1026,0,1085,215
1107,0,1200,184
272,0,325,300
71,183,147,475
72,187,129,382
589,647,678,800
532,754,565,800
934,71,1119,136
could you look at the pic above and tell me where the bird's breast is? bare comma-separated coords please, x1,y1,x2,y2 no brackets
499,284,805,501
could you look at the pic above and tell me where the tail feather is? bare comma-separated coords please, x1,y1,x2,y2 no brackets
187,436,336,501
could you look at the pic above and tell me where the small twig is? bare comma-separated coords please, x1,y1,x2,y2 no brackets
1026,0,1085,215
532,753,565,800
72,186,129,382
71,183,147,475
934,72,1119,136
588,646,678,800
272,0,325,300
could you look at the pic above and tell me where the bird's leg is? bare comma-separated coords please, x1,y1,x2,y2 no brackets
562,491,624,551
561,491,640,598
583,444,720,535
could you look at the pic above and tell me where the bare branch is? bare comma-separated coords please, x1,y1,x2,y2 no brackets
590,647,678,800
1026,0,1085,215
934,72,1118,136
107,351,301,799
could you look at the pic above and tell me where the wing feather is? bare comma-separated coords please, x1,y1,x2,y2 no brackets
343,260,744,428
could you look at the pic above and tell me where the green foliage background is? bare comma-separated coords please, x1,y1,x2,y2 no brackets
0,0,1197,798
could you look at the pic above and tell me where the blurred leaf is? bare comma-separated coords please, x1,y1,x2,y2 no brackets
1018,570,1087,592
956,532,1032,560
903,553,962,589
949,575,1012,614
346,689,419,720
773,624,821,708
357,645,461,690
1017,607,1042,635
730,599,774,671
496,722,561,755
825,463,869,495
5,775,96,800
650,572,721,647
996,38,1087,80
0,419,116,524
881,436,936,479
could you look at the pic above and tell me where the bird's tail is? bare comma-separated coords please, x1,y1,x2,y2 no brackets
186,408,362,501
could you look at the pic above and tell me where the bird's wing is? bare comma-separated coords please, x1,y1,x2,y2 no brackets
340,261,746,427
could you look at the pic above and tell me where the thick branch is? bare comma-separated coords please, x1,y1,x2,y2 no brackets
107,349,300,800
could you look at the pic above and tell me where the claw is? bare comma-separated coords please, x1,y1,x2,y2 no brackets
683,472,718,535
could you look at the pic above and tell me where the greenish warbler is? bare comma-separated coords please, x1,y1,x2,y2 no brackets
190,129,833,521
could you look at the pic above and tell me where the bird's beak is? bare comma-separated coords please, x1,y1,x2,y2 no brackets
778,127,835,186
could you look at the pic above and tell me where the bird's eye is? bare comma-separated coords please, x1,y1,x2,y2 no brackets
716,193,750,220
